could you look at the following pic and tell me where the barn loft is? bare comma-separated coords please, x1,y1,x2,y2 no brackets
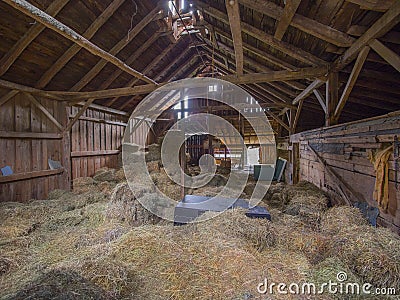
0,0,400,299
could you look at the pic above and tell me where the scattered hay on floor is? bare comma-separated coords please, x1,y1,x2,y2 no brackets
93,167,117,183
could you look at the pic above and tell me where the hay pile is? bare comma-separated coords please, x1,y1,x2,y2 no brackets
1,173,400,299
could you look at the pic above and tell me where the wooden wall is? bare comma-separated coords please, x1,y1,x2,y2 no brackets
290,112,400,234
0,91,69,202
70,105,128,179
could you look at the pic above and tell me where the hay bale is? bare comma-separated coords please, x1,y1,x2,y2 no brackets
321,206,368,235
93,167,117,182
47,189,69,200
115,168,126,182
106,182,160,226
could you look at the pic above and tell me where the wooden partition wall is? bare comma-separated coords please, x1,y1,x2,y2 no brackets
70,105,127,179
0,89,131,202
290,112,400,234
0,91,69,202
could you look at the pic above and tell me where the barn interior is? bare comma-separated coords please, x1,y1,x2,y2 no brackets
0,0,400,299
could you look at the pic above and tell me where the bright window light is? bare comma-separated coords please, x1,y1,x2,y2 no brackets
181,0,185,10
184,112,189,118
174,102,181,110
177,112,182,119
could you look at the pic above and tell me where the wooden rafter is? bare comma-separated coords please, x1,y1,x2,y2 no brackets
225,0,244,75
70,3,162,91
109,40,183,106
238,0,355,47
334,46,370,120
292,98,304,133
0,0,69,76
274,0,302,41
197,1,326,66
332,0,400,71
36,0,125,89
3,0,156,85
266,110,290,131
369,39,400,73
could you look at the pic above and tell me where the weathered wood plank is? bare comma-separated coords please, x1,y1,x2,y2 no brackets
0,168,64,184
0,131,62,139
274,0,302,40
369,39,400,73
225,0,244,75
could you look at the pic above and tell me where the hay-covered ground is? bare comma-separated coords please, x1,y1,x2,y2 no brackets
1,165,400,300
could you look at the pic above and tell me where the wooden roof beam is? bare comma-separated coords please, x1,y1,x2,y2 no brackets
369,39,400,72
197,1,326,66
332,0,400,71
334,46,370,121
36,0,126,88
0,0,69,76
3,0,157,85
274,0,302,41
225,0,244,75
238,0,355,47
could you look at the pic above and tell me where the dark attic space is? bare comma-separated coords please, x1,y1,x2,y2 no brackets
0,0,400,299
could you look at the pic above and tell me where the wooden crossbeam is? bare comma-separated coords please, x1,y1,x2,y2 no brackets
266,110,290,131
292,79,325,104
223,66,328,85
0,0,69,76
0,90,19,108
369,39,400,73
36,0,125,88
345,0,394,12
64,99,95,133
25,93,63,131
274,0,302,40
225,0,244,75
238,0,354,47
3,0,156,85
332,0,400,71
334,46,370,121
347,25,400,45
197,1,326,66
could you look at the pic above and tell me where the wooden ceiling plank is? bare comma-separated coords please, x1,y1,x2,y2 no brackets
238,0,355,47
369,39,400,72
3,0,156,86
225,0,244,75
334,46,370,120
274,0,302,41
197,1,326,66
36,0,126,88
0,0,69,76
333,0,400,71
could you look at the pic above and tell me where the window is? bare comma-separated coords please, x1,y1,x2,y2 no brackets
208,85,217,92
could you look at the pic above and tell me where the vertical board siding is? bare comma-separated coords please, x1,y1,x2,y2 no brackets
70,106,127,179
290,113,400,234
0,91,68,202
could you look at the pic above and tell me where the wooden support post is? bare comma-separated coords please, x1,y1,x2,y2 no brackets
3,0,156,84
225,0,244,75
334,46,370,120
326,72,339,126
292,99,303,133
274,0,302,40
369,39,400,72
